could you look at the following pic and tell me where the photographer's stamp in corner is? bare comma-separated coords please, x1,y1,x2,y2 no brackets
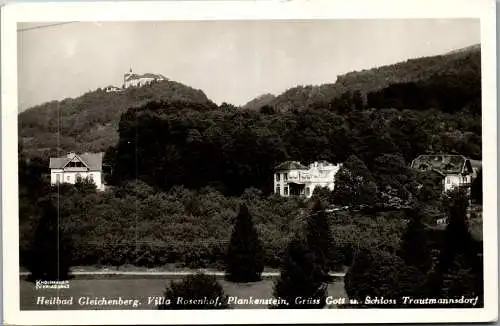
2,0,497,324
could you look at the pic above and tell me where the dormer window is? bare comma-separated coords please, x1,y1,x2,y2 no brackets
67,161,86,168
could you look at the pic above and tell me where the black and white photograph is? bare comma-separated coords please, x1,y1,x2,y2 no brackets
2,0,497,324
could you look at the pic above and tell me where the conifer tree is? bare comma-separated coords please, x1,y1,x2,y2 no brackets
471,168,482,204
272,236,327,309
225,203,264,282
306,199,341,274
26,198,73,281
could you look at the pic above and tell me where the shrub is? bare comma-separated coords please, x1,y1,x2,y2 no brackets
344,248,426,308
158,273,229,309
272,236,327,309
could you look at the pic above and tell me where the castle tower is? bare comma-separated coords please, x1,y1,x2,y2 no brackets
123,68,132,88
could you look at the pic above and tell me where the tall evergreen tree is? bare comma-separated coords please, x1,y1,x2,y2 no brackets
272,236,327,309
225,203,264,282
399,206,433,273
306,199,341,274
471,168,482,204
26,198,73,281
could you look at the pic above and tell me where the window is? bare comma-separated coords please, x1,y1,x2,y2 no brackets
76,173,82,181
284,186,289,196
446,178,451,184
276,174,280,182
67,175,70,181
67,161,85,168
284,173,288,181
89,173,94,181
56,174,61,183
276,186,281,195
306,187,310,196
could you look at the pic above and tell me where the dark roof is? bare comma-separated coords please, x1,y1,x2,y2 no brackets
275,161,308,170
410,154,472,175
49,152,103,171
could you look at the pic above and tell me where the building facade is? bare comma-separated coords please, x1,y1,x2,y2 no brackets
410,154,475,193
123,69,167,88
273,160,342,198
49,152,105,191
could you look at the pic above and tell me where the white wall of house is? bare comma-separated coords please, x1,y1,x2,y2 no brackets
124,77,161,88
274,162,341,198
50,169,105,191
444,174,471,192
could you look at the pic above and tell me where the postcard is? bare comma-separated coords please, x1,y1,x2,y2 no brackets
1,0,497,324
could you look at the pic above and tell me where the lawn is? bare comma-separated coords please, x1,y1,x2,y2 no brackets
20,276,346,310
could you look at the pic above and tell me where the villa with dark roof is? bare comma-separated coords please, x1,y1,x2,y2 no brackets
123,69,167,88
273,160,342,198
49,152,105,191
410,154,477,193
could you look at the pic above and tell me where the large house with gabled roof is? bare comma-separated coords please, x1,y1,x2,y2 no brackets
273,160,342,198
49,152,105,191
410,154,476,193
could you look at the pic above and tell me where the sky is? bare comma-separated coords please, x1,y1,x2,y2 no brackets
17,19,480,111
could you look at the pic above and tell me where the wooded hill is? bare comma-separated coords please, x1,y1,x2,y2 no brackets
18,81,216,159
244,44,480,114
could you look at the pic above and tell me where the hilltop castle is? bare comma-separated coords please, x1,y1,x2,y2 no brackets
123,69,167,88
103,69,168,93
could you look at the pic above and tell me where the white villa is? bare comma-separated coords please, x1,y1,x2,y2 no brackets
49,152,105,191
410,154,476,193
123,69,167,88
273,160,342,198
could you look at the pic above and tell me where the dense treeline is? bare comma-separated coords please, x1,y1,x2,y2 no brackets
111,101,481,196
366,73,481,114
19,176,415,270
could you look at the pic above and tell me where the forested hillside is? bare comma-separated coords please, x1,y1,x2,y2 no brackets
18,80,216,159
260,45,480,113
